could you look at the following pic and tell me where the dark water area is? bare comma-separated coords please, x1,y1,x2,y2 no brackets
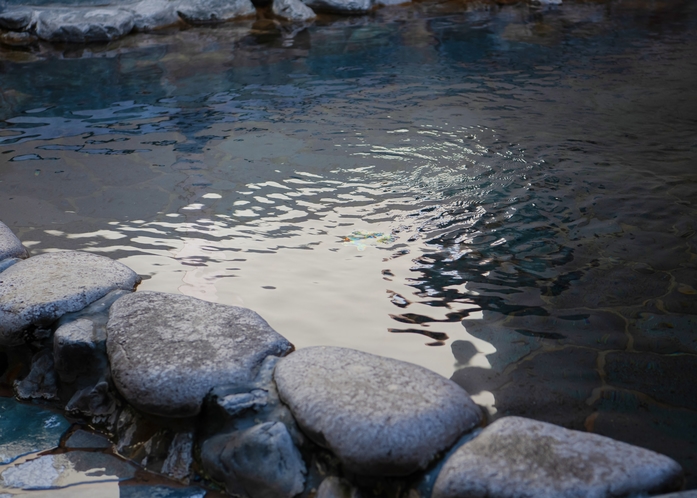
1,0,696,487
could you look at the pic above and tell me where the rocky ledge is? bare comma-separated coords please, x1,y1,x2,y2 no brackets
0,219,691,498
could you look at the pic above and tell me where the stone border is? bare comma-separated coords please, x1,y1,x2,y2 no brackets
0,220,690,497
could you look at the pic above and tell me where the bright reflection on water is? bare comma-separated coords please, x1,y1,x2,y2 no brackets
1,0,697,486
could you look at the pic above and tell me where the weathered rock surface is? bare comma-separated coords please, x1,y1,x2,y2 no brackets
0,251,140,347
274,346,482,476
125,0,181,31
202,421,306,498
106,291,293,417
316,477,364,498
0,8,34,31
300,0,371,13
272,0,316,21
35,8,135,43
176,0,256,24
14,349,58,401
65,429,112,449
432,416,684,498
0,397,70,465
0,221,28,262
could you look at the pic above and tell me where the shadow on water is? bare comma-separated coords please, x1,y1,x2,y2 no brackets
1,0,697,486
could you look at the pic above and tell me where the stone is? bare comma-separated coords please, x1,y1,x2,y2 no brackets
374,0,410,6
272,0,317,22
0,258,21,273
65,379,118,419
106,291,293,417
300,0,371,14
656,492,697,497
176,0,256,24
14,349,58,401
125,0,181,31
274,346,482,476
0,397,70,465
161,432,194,482
0,8,34,31
0,221,28,262
120,485,208,498
35,8,135,43
65,429,112,449
0,251,140,347
201,421,306,498
432,417,684,498
0,451,136,490
316,477,364,498
53,318,104,383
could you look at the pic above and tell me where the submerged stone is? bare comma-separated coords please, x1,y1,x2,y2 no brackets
432,416,684,498
106,291,293,417
272,0,316,22
0,397,70,465
0,451,136,490
300,0,371,13
201,421,306,498
35,8,135,43
0,221,28,262
176,0,256,24
0,251,140,347
274,346,482,476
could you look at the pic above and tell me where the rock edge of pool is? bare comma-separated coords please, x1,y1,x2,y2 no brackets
0,218,690,497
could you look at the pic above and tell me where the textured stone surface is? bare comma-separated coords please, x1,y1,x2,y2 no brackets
273,0,316,21
126,0,181,31
106,291,293,417
0,221,28,262
433,417,684,498
65,429,112,449
0,397,70,465
0,8,34,31
35,8,135,42
53,318,103,383
0,251,140,346
316,477,364,498
14,349,58,401
274,346,482,476
300,0,371,14
201,421,306,498
176,0,256,24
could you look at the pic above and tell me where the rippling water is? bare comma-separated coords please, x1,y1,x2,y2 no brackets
1,0,696,485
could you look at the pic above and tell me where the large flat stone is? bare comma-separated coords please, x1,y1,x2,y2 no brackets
0,251,140,347
432,416,684,498
274,346,482,476
106,291,293,417
0,221,28,262
35,8,135,43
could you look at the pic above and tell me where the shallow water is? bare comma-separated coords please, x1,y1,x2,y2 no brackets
1,0,696,486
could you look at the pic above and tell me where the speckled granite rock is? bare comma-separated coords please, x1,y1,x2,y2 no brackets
106,291,293,417
0,251,140,347
125,0,181,31
0,221,28,262
300,0,371,14
432,416,684,498
176,0,256,24
274,346,482,476
273,0,316,21
35,8,135,42
201,422,306,498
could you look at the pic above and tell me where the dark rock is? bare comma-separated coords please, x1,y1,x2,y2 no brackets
300,0,371,14
0,31,39,47
35,8,135,43
316,477,364,498
65,429,112,449
631,312,697,354
0,8,34,31
126,0,181,31
65,379,118,419
161,431,194,482
176,0,256,24
272,0,316,21
106,291,293,417
432,417,684,498
201,421,306,498
274,346,482,476
14,349,58,401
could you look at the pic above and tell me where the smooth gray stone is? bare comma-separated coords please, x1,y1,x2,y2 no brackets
0,221,28,261
106,291,293,417
35,8,135,43
0,251,140,346
65,429,112,449
0,451,135,490
300,0,370,14
125,0,181,31
201,421,306,498
0,8,34,31
274,346,482,476
272,0,316,21
0,397,70,465
432,416,684,498
176,0,256,24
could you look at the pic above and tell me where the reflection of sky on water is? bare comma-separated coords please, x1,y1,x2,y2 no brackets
1,0,697,483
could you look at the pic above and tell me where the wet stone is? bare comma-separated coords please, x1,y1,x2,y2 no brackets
432,416,684,498
0,251,140,347
176,0,256,24
274,346,482,476
300,0,371,14
604,352,697,411
316,476,364,498
35,8,135,43
0,221,28,262
273,0,317,21
0,8,34,31
120,485,208,498
631,312,697,354
125,0,181,31
65,429,112,449
0,451,136,490
14,349,58,401
0,397,70,465
106,291,293,417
